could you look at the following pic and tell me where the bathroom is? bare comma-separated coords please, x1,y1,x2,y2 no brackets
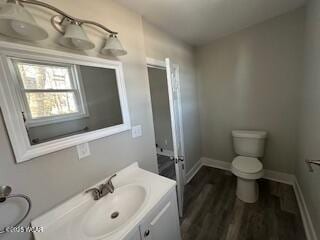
0,0,319,240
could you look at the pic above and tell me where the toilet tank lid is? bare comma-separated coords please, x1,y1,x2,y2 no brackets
232,130,267,139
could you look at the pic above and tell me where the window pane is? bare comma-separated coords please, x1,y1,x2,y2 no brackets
16,62,73,90
26,92,79,119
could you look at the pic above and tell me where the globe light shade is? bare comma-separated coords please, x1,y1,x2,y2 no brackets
59,23,95,50
101,35,127,56
0,2,48,41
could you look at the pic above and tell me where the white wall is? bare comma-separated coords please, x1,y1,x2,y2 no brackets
297,0,320,237
0,1,158,239
148,67,173,151
143,21,202,172
196,8,305,173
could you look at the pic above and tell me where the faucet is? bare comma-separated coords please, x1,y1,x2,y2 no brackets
85,174,117,200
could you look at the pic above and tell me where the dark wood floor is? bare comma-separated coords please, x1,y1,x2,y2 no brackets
181,167,306,240
157,154,176,180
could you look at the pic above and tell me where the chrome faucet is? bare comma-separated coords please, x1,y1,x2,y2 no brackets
85,174,117,200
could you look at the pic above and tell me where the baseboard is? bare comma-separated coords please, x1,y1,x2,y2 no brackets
201,157,231,171
200,157,295,185
293,177,318,240
187,157,317,240
263,169,294,185
185,160,202,184
156,147,173,157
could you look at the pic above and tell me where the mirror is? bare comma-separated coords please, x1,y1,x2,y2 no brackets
12,60,123,145
0,42,130,163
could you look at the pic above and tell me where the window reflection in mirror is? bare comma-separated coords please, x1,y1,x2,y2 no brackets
11,59,123,145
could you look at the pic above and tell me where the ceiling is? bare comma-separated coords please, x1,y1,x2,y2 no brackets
118,0,306,46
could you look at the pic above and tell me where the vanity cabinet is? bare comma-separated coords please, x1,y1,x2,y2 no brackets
139,188,181,240
125,229,142,240
123,188,181,240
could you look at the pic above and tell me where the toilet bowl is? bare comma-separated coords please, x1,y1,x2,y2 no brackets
231,156,263,203
231,130,267,203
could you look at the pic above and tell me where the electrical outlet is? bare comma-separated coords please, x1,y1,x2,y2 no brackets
132,125,142,138
77,142,91,160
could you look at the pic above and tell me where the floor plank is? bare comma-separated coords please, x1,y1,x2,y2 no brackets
181,167,306,240
157,154,176,180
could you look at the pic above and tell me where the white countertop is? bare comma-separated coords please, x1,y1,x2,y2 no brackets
32,162,176,240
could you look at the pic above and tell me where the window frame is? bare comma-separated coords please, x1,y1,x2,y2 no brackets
9,58,89,127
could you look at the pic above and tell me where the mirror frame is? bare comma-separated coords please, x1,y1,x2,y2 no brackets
0,41,131,163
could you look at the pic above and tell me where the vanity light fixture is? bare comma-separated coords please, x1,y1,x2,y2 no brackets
101,34,127,56
0,0,127,55
58,21,95,50
0,0,48,41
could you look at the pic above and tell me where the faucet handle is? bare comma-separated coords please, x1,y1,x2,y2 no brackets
107,174,117,193
85,188,100,200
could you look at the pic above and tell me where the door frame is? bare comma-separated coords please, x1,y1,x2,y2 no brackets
146,57,186,189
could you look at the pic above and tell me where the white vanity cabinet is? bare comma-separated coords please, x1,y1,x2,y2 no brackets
139,188,181,240
124,228,142,240
124,188,181,240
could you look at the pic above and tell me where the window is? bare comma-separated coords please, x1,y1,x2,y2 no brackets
11,59,88,127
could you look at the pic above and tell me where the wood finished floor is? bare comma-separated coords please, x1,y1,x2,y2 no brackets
157,154,176,180
181,167,306,240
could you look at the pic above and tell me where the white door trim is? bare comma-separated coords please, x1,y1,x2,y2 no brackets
146,57,166,69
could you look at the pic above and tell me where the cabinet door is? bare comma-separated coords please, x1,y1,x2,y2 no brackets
124,227,141,240
140,190,181,240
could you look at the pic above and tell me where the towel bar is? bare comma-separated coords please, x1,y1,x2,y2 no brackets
0,186,32,235
305,159,320,172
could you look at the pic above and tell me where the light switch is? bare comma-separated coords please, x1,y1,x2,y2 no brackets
77,142,91,160
132,125,142,138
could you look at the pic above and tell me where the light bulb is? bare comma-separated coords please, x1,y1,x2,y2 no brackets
11,20,30,37
71,38,89,49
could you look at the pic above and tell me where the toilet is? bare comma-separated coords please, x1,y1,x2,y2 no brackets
231,130,267,203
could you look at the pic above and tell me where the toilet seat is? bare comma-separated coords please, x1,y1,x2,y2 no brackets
231,156,263,180
232,156,263,173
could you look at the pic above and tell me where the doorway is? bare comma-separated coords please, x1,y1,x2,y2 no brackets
147,58,185,217
148,66,175,179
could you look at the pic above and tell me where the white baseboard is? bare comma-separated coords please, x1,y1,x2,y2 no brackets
185,160,202,184
156,147,173,157
187,157,317,240
201,157,231,171
200,157,295,185
263,169,295,185
293,177,318,240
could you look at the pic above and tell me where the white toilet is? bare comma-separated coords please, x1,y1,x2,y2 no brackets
231,130,267,203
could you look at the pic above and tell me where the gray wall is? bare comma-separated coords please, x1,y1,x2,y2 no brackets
143,20,202,173
196,8,305,173
0,0,159,239
148,67,173,151
296,0,320,237
80,66,122,129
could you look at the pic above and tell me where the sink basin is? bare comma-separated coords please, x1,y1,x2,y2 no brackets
80,184,147,238
32,163,177,240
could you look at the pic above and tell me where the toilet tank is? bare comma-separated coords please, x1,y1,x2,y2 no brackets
232,130,267,157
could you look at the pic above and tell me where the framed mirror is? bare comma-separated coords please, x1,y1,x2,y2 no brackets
0,42,130,163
